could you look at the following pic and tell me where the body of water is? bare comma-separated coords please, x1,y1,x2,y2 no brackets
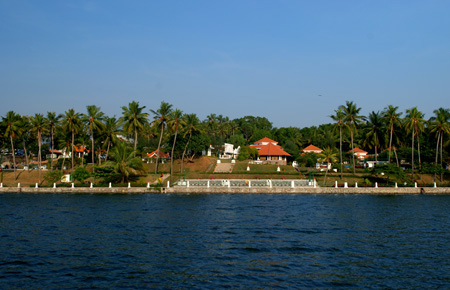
1,193,450,289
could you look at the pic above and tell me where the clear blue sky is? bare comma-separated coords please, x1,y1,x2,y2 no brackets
1,0,449,128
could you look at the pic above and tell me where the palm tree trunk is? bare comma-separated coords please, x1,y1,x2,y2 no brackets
10,135,16,181
23,139,29,171
323,167,329,186
440,133,444,182
339,127,343,180
394,147,399,167
375,146,378,163
435,132,440,182
134,127,138,151
155,124,164,174
351,130,355,174
38,131,42,184
180,133,192,180
92,133,95,165
106,141,111,161
170,128,178,185
411,127,415,179
389,124,393,164
71,130,74,174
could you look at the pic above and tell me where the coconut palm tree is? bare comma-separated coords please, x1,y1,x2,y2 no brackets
18,115,32,171
330,107,345,179
167,109,185,185
30,114,47,184
151,101,173,174
364,111,384,163
119,101,149,152
2,111,20,180
382,105,402,165
82,105,105,165
102,116,119,162
404,107,425,178
62,109,82,174
180,113,201,178
318,147,338,186
46,112,61,170
341,101,365,174
429,108,450,181
104,141,144,183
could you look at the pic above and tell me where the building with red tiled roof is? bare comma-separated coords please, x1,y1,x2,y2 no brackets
250,137,290,165
302,144,323,154
147,149,170,159
349,147,368,160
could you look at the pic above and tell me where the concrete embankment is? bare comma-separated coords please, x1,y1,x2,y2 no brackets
1,186,450,195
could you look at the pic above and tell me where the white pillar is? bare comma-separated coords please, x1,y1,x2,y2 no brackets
313,179,317,188
269,180,272,188
249,181,251,188
71,183,74,188
247,166,250,171
395,182,398,188
90,182,93,188
53,183,56,188
35,183,38,188
109,182,112,188
291,181,294,188
167,181,170,188
228,180,230,188
18,183,21,188
335,181,338,188
375,182,378,188
355,182,358,188
187,181,190,188
0,183,3,188
344,182,348,188
277,166,280,172
414,182,417,188
128,182,131,188
434,182,437,188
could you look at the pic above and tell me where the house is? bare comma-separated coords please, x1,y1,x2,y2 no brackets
250,137,291,165
220,143,240,159
349,147,368,160
302,144,323,154
147,149,170,163
73,145,88,158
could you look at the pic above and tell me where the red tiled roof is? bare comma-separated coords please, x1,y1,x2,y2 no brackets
254,143,291,157
147,149,170,158
253,137,278,145
349,147,368,154
73,145,86,153
49,149,62,154
302,144,323,152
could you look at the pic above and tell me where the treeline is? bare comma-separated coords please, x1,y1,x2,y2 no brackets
1,100,449,178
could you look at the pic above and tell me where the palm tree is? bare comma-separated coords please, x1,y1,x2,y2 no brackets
151,101,173,174
318,147,338,186
330,107,345,179
364,111,384,163
119,101,149,151
429,108,450,181
46,112,61,170
62,109,82,174
167,109,185,185
18,115,31,171
30,114,47,184
180,113,201,178
102,116,119,162
82,105,105,165
404,107,425,178
2,111,20,180
341,101,365,174
104,141,144,183
382,105,402,165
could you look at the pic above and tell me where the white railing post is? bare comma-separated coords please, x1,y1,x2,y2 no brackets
207,181,210,188
71,183,74,188
0,183,3,188
355,182,358,188
18,183,21,188
344,182,348,188
90,182,93,188
414,182,417,188
269,180,272,188
147,182,150,188
335,181,338,188
228,180,230,188
109,182,112,188
249,181,251,188
375,182,378,188
53,183,56,188
187,181,190,188
167,181,170,188
291,181,294,188
128,182,131,188
35,183,38,188
434,182,437,188
395,182,398,188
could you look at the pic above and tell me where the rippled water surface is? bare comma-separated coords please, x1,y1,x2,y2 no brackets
2,193,450,289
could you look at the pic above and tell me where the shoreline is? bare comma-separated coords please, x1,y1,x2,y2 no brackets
1,186,450,195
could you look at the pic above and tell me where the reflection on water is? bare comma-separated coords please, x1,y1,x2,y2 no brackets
1,193,450,289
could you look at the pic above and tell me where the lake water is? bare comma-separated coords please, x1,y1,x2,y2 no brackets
1,193,450,289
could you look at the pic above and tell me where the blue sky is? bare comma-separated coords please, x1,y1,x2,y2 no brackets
1,0,449,128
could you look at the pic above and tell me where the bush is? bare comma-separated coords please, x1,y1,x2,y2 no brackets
44,170,63,184
72,167,91,183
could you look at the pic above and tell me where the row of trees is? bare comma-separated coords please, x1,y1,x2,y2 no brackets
1,100,449,183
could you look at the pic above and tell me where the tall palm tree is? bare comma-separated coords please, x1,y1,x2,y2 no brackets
341,101,365,174
2,111,20,180
167,109,185,185
82,105,105,165
46,112,61,170
180,113,201,178
102,116,119,162
119,101,149,151
405,107,425,178
429,108,450,181
330,107,345,179
382,105,402,165
30,114,47,184
18,115,31,171
151,101,173,174
364,111,384,163
318,147,338,186
62,109,82,174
